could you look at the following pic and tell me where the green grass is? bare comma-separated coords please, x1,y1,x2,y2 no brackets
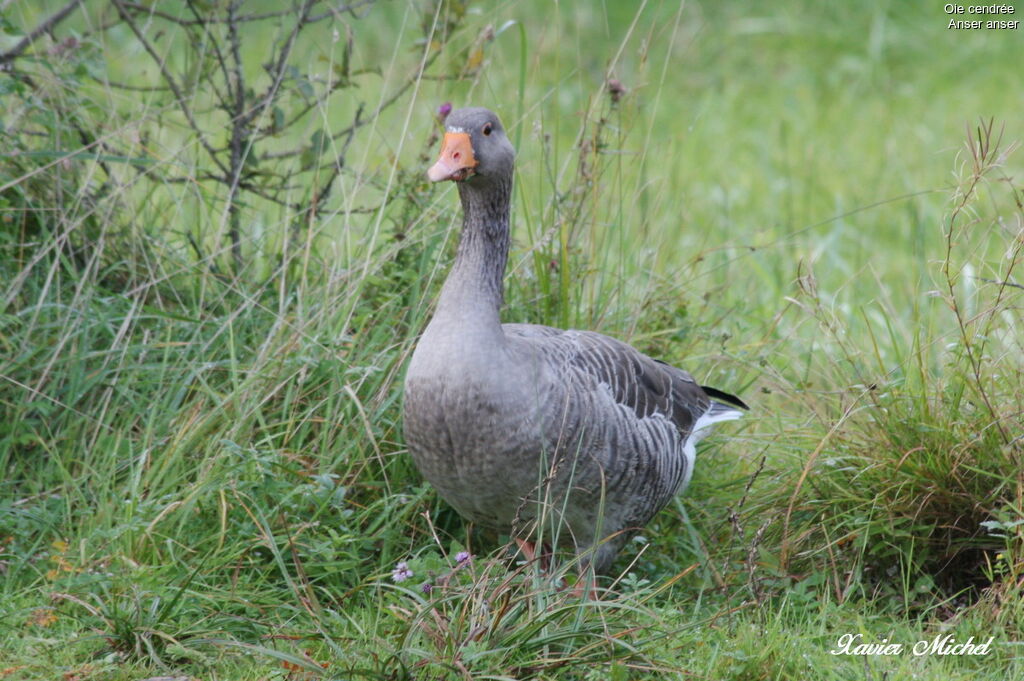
2,1,1023,679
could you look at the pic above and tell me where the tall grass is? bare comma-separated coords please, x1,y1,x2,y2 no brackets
2,1,1023,679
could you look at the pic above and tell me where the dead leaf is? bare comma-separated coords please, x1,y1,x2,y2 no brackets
28,608,58,628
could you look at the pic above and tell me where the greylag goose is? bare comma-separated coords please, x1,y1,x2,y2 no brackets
404,106,747,577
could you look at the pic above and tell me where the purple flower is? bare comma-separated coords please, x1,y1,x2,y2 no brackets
391,561,413,583
455,551,471,564
437,102,452,122
421,582,433,594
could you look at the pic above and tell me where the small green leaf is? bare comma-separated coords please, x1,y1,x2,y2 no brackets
0,15,23,36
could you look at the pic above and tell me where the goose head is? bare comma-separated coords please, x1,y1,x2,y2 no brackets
427,107,515,188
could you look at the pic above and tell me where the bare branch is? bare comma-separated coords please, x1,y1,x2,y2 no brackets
91,78,174,93
183,0,235,115
242,0,319,128
974,276,1024,291
308,103,363,219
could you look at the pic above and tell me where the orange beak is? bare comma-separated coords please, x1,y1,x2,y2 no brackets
427,132,478,182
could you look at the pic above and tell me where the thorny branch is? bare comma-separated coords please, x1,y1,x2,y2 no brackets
5,0,470,275
0,0,84,65
114,0,374,27
261,50,444,162
110,0,229,177
226,0,249,272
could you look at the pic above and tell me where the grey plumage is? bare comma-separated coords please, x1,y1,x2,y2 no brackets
404,107,746,574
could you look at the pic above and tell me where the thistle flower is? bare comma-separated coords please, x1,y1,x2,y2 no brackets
437,102,452,122
391,561,413,583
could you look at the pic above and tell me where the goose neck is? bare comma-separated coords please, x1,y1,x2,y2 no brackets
433,178,512,327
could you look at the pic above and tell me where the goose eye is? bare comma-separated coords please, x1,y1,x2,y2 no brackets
482,123,493,136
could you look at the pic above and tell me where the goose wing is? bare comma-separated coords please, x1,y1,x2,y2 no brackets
504,323,746,438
